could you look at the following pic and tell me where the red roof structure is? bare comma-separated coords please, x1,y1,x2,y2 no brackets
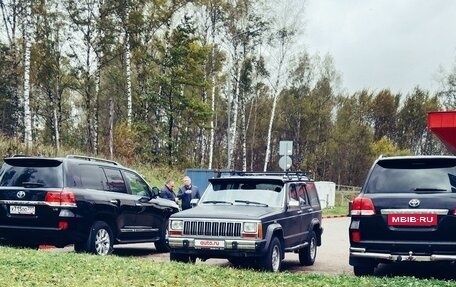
428,111,456,153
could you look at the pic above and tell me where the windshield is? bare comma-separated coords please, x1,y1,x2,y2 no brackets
200,180,284,207
366,158,456,193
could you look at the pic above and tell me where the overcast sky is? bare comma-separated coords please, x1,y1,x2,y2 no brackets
303,0,456,95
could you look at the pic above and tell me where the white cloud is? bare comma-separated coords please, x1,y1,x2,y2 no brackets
304,0,456,94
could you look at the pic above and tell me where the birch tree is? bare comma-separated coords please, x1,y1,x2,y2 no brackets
0,0,22,136
195,0,224,168
263,0,303,171
23,0,33,149
33,0,73,152
65,0,101,154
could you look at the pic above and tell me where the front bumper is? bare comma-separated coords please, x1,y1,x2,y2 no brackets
168,237,267,257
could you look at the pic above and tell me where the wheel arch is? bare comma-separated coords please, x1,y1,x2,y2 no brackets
263,223,284,256
309,218,323,246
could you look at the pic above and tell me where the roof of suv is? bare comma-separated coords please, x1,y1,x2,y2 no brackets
376,155,456,161
4,155,124,168
212,171,311,183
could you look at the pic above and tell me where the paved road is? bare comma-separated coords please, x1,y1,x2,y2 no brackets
112,217,353,275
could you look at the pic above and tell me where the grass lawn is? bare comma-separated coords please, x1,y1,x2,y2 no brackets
0,247,454,287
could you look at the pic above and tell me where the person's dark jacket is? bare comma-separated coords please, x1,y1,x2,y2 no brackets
159,185,176,202
177,185,200,210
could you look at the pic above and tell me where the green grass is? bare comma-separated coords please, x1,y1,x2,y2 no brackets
0,247,454,287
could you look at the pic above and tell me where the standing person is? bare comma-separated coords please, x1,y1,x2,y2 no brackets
159,179,178,203
177,176,200,210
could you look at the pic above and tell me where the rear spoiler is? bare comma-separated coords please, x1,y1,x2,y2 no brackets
4,157,63,167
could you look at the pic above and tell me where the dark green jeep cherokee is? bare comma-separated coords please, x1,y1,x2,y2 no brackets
167,171,323,272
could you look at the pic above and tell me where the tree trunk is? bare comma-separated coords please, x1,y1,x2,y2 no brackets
125,31,132,126
227,59,240,169
109,98,114,159
53,108,60,152
23,0,33,150
241,104,247,171
263,39,287,171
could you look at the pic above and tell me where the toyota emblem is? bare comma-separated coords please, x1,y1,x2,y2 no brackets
16,191,26,199
409,199,420,208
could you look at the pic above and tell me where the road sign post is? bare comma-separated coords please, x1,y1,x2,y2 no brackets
279,141,293,171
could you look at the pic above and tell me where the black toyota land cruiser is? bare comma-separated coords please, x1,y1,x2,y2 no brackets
167,171,323,272
350,155,456,276
0,155,179,255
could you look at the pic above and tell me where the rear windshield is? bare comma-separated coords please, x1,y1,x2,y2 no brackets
0,162,63,188
366,158,456,193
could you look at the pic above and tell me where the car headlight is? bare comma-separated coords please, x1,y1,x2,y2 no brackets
170,220,184,230
243,222,258,233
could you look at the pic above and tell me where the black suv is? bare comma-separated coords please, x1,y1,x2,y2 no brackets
0,155,179,255
349,155,456,276
167,171,323,272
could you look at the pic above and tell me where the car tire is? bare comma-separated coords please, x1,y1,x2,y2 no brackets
353,265,375,276
228,257,244,267
299,230,317,266
154,218,170,253
74,241,87,253
170,252,196,263
260,236,282,272
85,221,114,256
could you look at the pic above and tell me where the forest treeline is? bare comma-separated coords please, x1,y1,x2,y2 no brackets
1,0,456,186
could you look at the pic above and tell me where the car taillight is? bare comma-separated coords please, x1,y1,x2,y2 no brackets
350,196,375,216
59,221,69,230
45,190,76,207
351,230,361,243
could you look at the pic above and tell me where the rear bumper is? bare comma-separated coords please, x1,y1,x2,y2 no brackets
350,246,456,264
168,237,267,258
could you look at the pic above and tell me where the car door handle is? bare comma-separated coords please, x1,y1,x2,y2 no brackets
297,210,303,214
135,203,142,206
110,199,120,205
307,208,313,212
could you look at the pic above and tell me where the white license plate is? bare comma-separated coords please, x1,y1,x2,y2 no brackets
194,239,225,249
10,205,35,215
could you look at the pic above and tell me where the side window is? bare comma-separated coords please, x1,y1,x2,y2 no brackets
76,164,106,191
296,183,309,205
123,171,150,196
288,183,299,203
306,182,320,207
104,168,127,194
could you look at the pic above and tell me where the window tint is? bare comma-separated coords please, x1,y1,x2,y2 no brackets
289,183,309,205
204,179,285,207
104,168,127,193
124,171,150,196
306,182,320,206
77,165,106,191
367,159,456,193
0,163,63,188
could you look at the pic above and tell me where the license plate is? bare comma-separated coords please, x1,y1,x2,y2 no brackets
194,239,225,249
388,214,437,226
10,205,35,215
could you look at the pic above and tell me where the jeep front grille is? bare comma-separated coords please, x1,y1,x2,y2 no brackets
183,221,242,237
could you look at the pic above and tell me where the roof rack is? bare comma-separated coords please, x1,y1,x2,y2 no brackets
215,170,308,180
11,154,33,157
66,155,121,166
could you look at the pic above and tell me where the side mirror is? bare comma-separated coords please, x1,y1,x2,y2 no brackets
190,198,199,207
139,196,150,203
151,186,160,197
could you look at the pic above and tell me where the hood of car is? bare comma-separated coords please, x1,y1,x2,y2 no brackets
172,205,283,220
